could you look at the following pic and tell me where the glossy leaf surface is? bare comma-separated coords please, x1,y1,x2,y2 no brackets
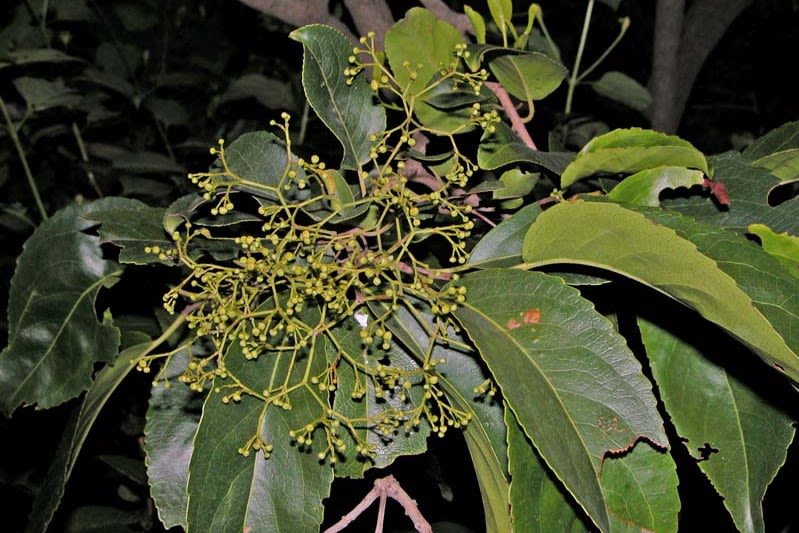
488,52,567,102
0,201,122,415
561,128,708,188
290,25,385,170
468,203,541,268
453,269,667,533
640,318,795,533
607,166,705,206
523,200,799,382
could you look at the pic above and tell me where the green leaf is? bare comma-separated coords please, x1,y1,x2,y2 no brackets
664,152,799,234
384,8,463,95
186,316,333,532
24,343,142,533
747,223,799,279
590,71,652,114
751,148,799,181
5,48,83,67
327,313,430,479
560,128,708,188
217,73,295,111
468,203,542,268
640,318,795,533
494,168,539,199
112,151,183,174
479,122,574,173
290,25,386,170
13,77,81,111
743,120,799,160
607,166,705,206
452,269,667,533
376,299,512,533
82,198,169,265
522,200,799,382
488,52,567,102
506,408,589,533
487,0,513,34
145,350,201,529
0,201,122,415
164,194,206,234
464,5,487,44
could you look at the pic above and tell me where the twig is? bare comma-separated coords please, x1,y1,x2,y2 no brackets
0,96,48,221
485,82,537,150
71,122,103,197
323,475,432,533
419,0,472,35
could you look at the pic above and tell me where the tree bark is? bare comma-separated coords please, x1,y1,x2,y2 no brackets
236,0,357,43
649,0,753,133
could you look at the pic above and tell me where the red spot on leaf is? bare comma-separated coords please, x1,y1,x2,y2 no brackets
507,318,521,330
703,178,730,207
522,308,541,324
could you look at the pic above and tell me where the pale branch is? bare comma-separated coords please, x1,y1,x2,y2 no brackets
419,0,472,34
486,82,538,150
342,0,395,48
323,475,433,533
236,0,357,43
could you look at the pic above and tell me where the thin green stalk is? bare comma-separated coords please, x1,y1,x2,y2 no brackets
40,0,51,47
577,17,631,83
0,96,48,221
565,0,595,114
71,122,103,197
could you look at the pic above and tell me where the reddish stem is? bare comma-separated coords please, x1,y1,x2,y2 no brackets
486,81,538,151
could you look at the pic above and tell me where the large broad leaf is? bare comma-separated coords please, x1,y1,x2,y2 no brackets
478,122,574,174
751,148,799,182
639,318,795,533
747,223,799,279
384,7,463,96
328,313,430,479
145,350,202,529
467,203,542,268
24,343,144,533
663,152,799,234
223,131,303,200
742,120,799,160
522,200,799,382
375,299,512,533
290,25,385,170
0,201,122,415
560,128,708,188
81,197,169,265
488,52,567,102
506,408,590,533
452,269,667,533
186,320,334,532
606,166,705,206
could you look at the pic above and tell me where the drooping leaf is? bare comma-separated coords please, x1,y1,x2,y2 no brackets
601,442,680,533
329,313,430,479
494,168,539,200
607,166,705,206
384,7,463,95
376,299,512,533
412,77,479,134
13,77,81,111
24,343,143,533
751,148,799,181
81,198,169,265
747,223,799,279
468,203,542,268
560,128,708,188
742,120,799,160
664,152,799,234
145,350,202,529
186,316,333,532
487,0,514,35
522,200,799,382
0,201,122,415
590,71,652,114
640,318,795,533
488,52,567,102
452,269,667,533
506,408,590,533
478,122,574,173
164,194,206,234
290,25,386,170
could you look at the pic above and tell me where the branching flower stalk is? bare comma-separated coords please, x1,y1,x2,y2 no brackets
141,36,510,465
